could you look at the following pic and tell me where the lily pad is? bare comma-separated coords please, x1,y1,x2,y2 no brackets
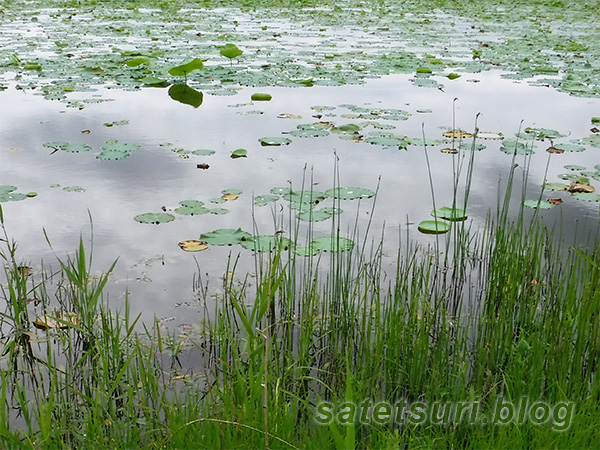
254,194,280,206
168,58,204,77
63,186,85,192
431,206,467,221
325,187,375,200
418,220,451,234
283,190,328,205
134,213,175,224
231,148,248,158
553,143,586,152
571,192,600,202
240,235,292,252
297,209,333,222
43,142,92,153
0,185,27,202
220,43,243,60
500,139,534,155
523,199,555,209
542,182,569,191
310,236,354,252
564,164,587,171
260,137,292,146
200,228,251,246
251,93,272,101
178,240,208,252
175,200,209,215
270,187,292,195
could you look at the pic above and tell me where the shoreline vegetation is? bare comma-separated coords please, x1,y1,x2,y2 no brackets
1,147,599,449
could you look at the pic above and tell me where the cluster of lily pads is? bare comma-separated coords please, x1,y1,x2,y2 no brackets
2,0,600,107
43,140,141,160
179,228,355,256
0,185,37,202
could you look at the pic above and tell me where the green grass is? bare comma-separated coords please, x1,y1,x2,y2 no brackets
1,149,599,449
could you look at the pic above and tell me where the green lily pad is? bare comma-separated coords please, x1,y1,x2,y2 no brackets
251,93,272,101
431,206,467,221
270,187,292,195
365,135,409,148
553,143,586,152
564,164,587,171
332,123,361,134
476,131,504,140
260,137,292,146
254,194,280,206
418,220,451,234
0,185,27,202
325,187,375,200
524,127,564,140
134,213,175,224
192,149,216,156
294,245,320,257
231,148,248,158
283,190,328,205
139,75,168,86
222,188,243,196
240,235,292,252
523,199,554,209
175,200,209,215
500,139,534,155
63,186,85,192
542,182,569,191
571,192,600,202
43,142,92,153
220,43,243,60
209,208,229,215
168,58,204,77
310,236,354,252
297,209,333,222
200,228,252,246
582,136,600,148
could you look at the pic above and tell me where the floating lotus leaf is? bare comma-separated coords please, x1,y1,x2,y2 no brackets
283,190,328,205
332,123,361,134
500,139,534,155
542,182,569,191
443,130,473,139
459,142,486,151
26,192,37,198
178,240,208,252
297,209,333,222
168,84,203,108
168,58,204,77
231,148,247,158
63,186,85,192
0,185,27,202
126,57,149,67
179,200,204,208
408,137,442,147
476,131,504,140
523,199,555,209
221,193,238,201
43,142,91,153
431,206,467,221
418,220,451,234
254,194,279,206
210,198,226,204
134,213,175,224
365,135,409,148
321,207,342,215
592,117,600,124
192,149,216,156
289,202,315,212
174,200,209,215
220,43,243,60
564,164,587,171
97,149,131,160
447,73,461,80
325,187,375,200
139,75,168,86
200,228,252,246
278,113,302,119
222,188,243,196
270,187,292,195
288,127,330,138
571,192,600,202
294,245,319,257
582,136,600,148
259,137,292,146
209,208,229,214
251,93,272,101
524,127,564,140
557,173,580,181
32,313,80,330
310,236,354,252
240,235,292,252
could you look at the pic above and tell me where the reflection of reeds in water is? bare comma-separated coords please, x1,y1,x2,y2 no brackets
0,128,598,448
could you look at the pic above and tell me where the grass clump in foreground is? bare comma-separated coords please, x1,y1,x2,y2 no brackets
0,173,599,449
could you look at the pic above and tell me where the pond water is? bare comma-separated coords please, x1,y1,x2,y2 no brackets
1,2,599,330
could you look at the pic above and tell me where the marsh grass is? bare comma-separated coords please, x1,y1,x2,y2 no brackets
0,131,599,448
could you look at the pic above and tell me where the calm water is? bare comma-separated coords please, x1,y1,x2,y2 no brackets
1,70,599,326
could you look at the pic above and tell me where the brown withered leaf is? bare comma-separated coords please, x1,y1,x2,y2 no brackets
441,147,459,154
568,182,595,193
547,198,563,205
546,146,564,154
197,163,210,170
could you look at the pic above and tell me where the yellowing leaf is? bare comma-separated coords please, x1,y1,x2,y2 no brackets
178,240,208,252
